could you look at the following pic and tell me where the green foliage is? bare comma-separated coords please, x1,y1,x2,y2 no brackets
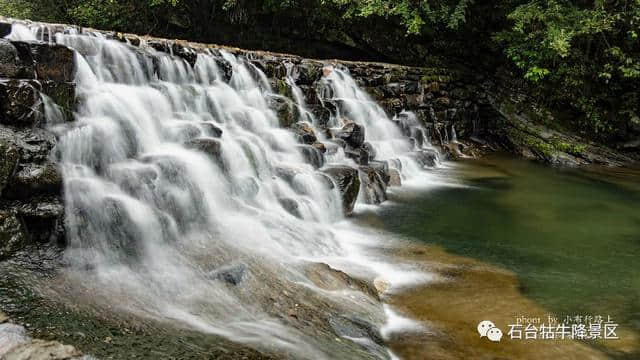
3,0,639,143
0,0,32,19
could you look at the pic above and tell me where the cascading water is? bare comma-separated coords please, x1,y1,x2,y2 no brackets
5,22,437,359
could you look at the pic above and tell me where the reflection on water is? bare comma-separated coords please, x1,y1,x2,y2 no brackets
354,154,640,359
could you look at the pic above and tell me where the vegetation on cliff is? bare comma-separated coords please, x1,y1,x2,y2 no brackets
1,0,639,147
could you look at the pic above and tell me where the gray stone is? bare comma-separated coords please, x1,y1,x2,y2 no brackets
0,210,27,260
3,163,62,200
278,197,302,219
0,40,20,78
0,138,19,193
291,122,317,145
298,144,324,169
3,339,83,360
358,166,387,205
12,41,75,82
335,122,365,148
208,264,247,286
321,165,360,215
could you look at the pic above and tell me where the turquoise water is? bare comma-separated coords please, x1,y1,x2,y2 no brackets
358,155,640,333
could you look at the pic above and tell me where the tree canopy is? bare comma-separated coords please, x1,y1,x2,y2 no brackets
1,0,639,142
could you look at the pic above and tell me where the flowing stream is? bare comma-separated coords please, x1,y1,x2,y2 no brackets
3,23,441,359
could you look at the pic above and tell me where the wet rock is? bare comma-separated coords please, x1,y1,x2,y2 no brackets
12,41,75,82
0,22,11,38
0,210,27,260
312,141,327,154
0,40,21,78
208,264,247,286
278,197,302,218
267,95,297,128
362,142,377,161
321,165,360,215
298,144,324,169
328,316,389,359
172,43,197,67
185,137,225,170
291,62,322,85
289,121,316,145
410,149,438,168
3,339,83,360
0,323,30,356
0,138,19,193
274,165,301,184
388,168,402,186
0,311,7,323
335,122,365,148
13,196,65,244
14,127,58,164
358,166,387,204
3,163,62,200
0,80,43,126
305,262,379,301
200,122,223,138
368,161,390,185
344,146,369,166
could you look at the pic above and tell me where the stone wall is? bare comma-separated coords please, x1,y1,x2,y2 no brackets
0,29,75,260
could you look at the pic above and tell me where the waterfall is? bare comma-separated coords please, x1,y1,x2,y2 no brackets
5,23,436,358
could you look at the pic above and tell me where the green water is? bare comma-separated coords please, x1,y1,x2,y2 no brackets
360,155,640,332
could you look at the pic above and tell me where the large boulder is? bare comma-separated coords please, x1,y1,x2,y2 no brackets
321,165,360,215
291,122,318,145
335,122,365,148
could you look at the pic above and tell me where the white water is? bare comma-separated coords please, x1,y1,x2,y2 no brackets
6,23,440,358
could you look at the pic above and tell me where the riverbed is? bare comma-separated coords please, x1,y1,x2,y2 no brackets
354,154,640,359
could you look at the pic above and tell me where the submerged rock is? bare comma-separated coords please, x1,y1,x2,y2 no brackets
185,137,225,170
321,165,360,216
278,197,303,219
328,316,389,360
305,262,379,301
207,263,248,286
297,144,325,169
